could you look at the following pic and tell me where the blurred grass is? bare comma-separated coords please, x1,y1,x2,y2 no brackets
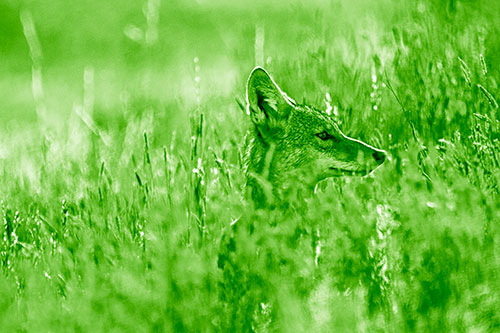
1,0,500,331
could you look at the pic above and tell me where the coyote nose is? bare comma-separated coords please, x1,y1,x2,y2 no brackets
373,150,386,163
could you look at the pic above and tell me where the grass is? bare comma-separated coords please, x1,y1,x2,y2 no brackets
1,0,500,331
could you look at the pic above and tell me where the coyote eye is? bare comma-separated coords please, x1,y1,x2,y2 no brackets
316,130,342,143
316,131,329,140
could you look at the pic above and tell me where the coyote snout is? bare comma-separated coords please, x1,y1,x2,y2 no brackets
244,67,386,206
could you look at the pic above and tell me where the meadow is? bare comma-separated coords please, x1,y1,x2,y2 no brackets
1,0,500,331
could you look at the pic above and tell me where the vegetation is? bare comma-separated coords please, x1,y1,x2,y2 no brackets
1,0,499,331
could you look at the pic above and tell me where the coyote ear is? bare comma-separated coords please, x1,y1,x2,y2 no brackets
246,67,294,125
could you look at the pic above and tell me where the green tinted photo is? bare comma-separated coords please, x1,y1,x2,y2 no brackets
1,0,499,331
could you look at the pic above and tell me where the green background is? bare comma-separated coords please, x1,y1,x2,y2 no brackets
1,0,500,331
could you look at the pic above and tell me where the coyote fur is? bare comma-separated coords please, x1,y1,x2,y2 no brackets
244,67,386,207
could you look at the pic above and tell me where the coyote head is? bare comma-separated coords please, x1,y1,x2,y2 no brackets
245,67,386,203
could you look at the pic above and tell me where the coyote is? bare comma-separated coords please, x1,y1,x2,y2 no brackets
244,67,386,207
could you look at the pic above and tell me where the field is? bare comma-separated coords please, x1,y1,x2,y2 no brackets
1,0,500,331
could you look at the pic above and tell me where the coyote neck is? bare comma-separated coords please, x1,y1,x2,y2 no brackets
244,132,306,209
244,133,278,208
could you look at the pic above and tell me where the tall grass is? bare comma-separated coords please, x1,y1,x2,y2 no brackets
1,0,500,331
